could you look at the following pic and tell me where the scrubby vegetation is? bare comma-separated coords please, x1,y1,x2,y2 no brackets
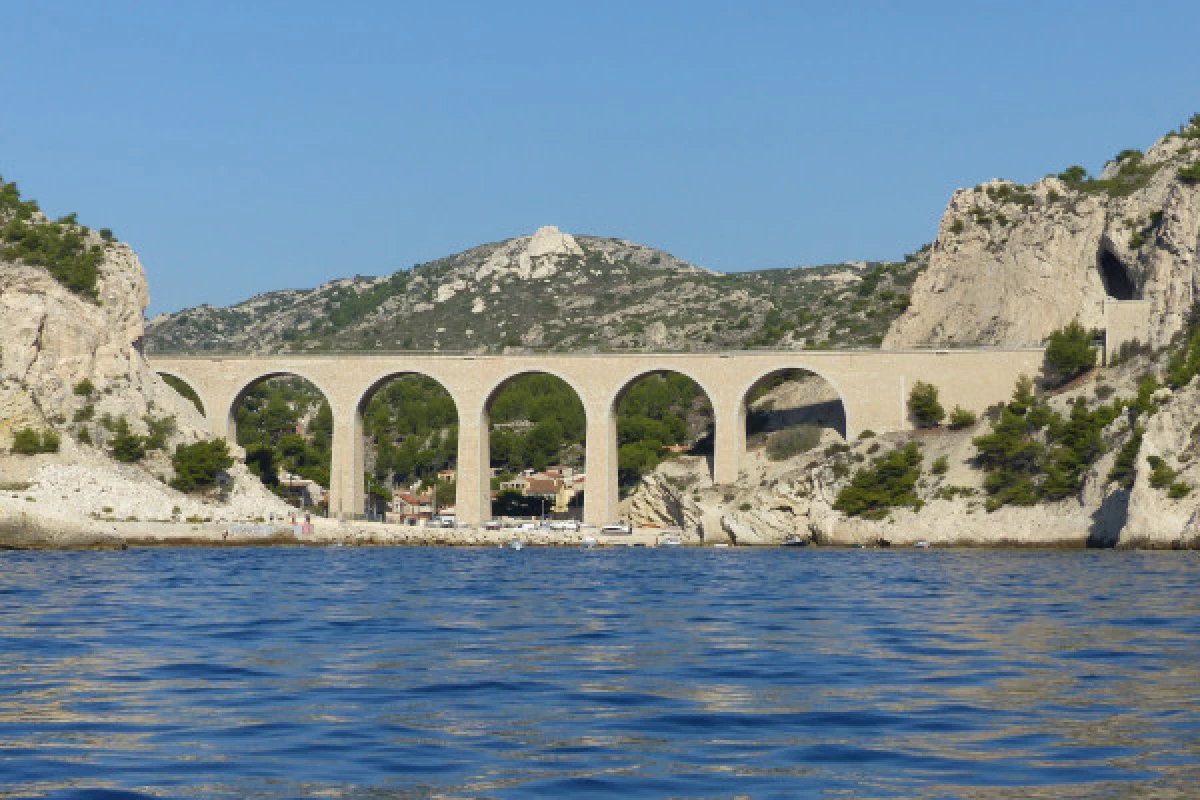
833,442,924,519
1056,151,1165,198
766,425,821,461
971,376,1123,510
947,406,977,430
0,176,105,299
170,439,234,493
11,428,60,455
104,415,176,463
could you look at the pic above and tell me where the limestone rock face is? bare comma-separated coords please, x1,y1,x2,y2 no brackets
886,131,1200,349
0,240,204,449
622,456,709,530
476,225,585,282
0,224,289,520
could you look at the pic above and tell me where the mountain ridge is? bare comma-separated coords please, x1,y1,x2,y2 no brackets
146,225,925,354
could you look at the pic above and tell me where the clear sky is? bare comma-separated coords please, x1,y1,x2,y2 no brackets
2,1,1198,316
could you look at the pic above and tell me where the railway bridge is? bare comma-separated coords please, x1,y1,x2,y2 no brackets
148,348,1044,525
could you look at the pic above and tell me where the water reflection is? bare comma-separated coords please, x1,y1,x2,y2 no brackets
0,548,1197,797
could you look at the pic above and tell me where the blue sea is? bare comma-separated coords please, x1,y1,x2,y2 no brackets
1,547,1197,798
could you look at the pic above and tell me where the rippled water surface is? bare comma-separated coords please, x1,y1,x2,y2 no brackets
1,547,1198,798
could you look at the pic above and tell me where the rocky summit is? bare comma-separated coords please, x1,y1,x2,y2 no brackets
145,228,925,354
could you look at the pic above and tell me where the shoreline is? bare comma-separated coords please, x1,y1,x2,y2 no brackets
3,515,1198,551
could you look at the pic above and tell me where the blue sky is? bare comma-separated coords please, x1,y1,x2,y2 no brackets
2,1,1198,316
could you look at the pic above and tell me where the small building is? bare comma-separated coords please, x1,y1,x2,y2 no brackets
524,477,562,498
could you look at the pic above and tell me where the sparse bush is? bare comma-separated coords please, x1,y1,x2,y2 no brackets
932,455,949,475
766,426,820,461
107,417,146,462
857,429,876,439
1147,456,1178,489
1180,163,1200,185
72,378,95,396
947,407,977,430
908,381,945,427
11,427,59,454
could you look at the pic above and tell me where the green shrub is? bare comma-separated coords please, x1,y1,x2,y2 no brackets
1147,456,1178,489
738,503,752,512
947,406,977,430
107,417,146,462
931,455,949,475
76,427,92,445
857,429,876,439
908,381,945,427
170,439,234,493
766,425,821,461
1179,163,1200,185
0,177,103,299
1168,482,1192,499
72,378,95,396
1044,321,1097,386
1108,426,1143,489
11,427,59,454
833,442,924,519
73,404,95,422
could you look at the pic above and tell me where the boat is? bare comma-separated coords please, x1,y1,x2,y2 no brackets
782,535,809,547
601,523,632,535
914,540,931,549
581,536,597,548
659,533,683,547
507,538,523,551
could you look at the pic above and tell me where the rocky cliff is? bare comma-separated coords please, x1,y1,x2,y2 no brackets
0,191,290,537
147,225,926,354
886,118,1200,349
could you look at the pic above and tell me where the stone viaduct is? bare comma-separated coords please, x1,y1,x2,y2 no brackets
148,349,1045,526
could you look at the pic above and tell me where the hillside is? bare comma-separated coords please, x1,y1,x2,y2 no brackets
146,226,926,354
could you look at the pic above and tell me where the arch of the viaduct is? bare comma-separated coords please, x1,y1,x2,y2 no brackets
147,349,1046,526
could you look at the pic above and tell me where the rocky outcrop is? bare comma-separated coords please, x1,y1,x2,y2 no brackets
0,216,291,526
886,127,1200,349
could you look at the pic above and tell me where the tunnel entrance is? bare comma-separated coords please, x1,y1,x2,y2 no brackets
1098,247,1137,300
